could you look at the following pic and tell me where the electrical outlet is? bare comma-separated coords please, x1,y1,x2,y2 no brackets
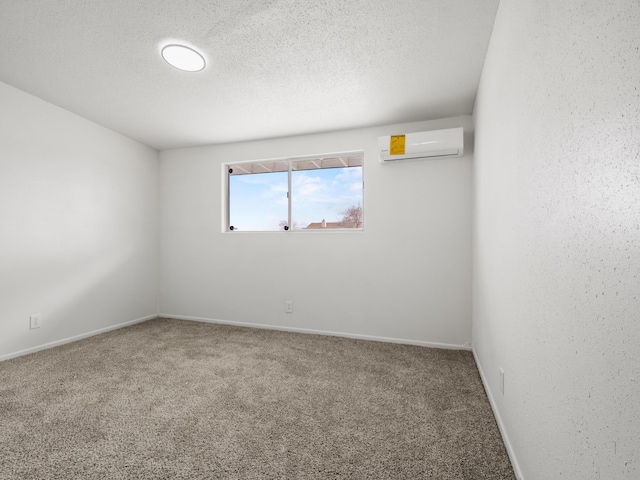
285,300,293,313
499,367,505,395
30,314,41,330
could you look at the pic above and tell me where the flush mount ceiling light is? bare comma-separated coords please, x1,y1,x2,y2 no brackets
161,44,206,72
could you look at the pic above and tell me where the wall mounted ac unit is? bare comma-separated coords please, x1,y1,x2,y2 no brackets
378,127,464,163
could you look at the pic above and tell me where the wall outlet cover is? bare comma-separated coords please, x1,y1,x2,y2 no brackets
30,314,41,330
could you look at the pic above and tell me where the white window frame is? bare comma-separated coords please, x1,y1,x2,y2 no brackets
224,151,364,233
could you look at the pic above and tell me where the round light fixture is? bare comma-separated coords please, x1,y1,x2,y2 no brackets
161,44,206,72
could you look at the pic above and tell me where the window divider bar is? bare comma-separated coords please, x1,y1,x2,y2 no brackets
287,160,292,231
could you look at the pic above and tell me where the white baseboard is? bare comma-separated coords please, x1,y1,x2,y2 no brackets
0,314,158,362
159,313,472,351
472,348,525,480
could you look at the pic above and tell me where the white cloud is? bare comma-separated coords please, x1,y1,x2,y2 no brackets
293,174,324,197
332,167,362,185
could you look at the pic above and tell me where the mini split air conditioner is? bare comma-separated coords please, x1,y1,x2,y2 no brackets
378,127,464,163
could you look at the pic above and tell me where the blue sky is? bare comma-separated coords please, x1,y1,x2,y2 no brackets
229,166,362,231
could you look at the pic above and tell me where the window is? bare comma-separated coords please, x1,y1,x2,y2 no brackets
227,152,363,232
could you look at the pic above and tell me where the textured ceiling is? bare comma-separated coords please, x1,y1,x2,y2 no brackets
0,0,500,150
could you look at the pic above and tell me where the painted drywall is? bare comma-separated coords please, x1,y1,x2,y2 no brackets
0,81,159,359
473,1,640,479
160,117,473,348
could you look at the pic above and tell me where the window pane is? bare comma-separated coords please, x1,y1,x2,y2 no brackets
291,164,363,230
228,171,288,231
227,152,363,232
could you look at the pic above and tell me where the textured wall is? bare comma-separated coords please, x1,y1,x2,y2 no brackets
159,117,473,348
0,81,159,359
473,0,640,479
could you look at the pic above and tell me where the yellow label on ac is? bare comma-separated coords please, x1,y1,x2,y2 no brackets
390,135,406,155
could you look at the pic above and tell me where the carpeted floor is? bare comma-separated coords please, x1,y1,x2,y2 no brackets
0,318,515,479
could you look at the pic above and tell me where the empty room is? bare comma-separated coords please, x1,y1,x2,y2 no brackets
1,1,638,479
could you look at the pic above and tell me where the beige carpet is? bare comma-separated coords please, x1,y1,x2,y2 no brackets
0,318,515,479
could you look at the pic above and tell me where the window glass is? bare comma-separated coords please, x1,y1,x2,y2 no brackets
228,153,363,232
291,161,362,230
228,169,288,231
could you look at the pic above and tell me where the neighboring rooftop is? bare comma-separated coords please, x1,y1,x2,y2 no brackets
305,220,342,229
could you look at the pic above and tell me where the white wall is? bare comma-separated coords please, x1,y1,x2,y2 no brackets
160,116,473,348
473,1,640,479
0,81,159,359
